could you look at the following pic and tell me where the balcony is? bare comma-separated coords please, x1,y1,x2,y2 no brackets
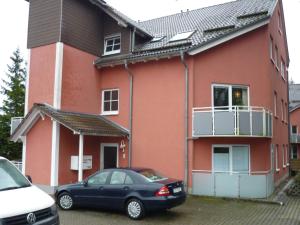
192,106,273,138
10,117,23,135
290,134,300,144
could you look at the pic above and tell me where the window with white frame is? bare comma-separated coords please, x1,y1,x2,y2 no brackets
274,92,277,117
102,89,119,115
270,37,274,61
275,145,280,172
213,145,249,173
278,11,283,32
282,145,286,168
280,59,285,79
286,144,289,166
291,145,298,159
281,99,284,121
213,85,249,110
104,35,121,55
292,125,298,134
275,46,279,68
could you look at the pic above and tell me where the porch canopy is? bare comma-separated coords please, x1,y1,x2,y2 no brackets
11,103,129,182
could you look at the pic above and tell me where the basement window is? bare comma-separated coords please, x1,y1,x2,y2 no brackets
169,31,194,42
104,35,121,55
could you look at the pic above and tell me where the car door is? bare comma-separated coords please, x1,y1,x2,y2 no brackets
102,171,134,209
72,171,110,208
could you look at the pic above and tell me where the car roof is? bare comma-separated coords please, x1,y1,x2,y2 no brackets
102,167,151,173
0,156,6,160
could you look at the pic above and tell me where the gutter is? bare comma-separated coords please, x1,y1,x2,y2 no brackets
124,61,133,167
180,51,189,189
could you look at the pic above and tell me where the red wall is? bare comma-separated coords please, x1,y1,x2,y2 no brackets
26,117,52,185
28,44,56,109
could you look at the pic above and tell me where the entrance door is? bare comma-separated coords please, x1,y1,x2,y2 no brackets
101,144,118,170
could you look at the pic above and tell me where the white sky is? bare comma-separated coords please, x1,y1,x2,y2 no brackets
0,0,299,106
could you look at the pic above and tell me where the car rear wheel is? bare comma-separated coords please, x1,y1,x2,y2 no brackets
58,192,74,210
126,198,145,220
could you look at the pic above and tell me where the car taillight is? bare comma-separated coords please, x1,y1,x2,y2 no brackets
155,186,170,197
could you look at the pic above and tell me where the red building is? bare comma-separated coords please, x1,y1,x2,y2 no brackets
12,0,289,198
289,84,300,161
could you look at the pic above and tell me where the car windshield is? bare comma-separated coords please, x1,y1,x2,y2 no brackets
138,169,167,182
0,159,31,191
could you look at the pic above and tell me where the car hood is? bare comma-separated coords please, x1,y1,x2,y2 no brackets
0,185,54,218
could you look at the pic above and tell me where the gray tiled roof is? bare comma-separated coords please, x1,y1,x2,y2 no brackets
289,84,300,109
12,104,129,138
95,0,277,66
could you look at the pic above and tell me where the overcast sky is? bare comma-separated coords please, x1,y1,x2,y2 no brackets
0,0,299,106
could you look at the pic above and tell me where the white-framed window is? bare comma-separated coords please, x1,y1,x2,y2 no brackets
292,125,298,134
104,35,121,55
278,11,283,32
275,46,279,68
275,145,280,172
286,144,289,166
282,145,286,168
213,145,250,174
280,59,285,80
274,92,277,117
101,89,119,115
212,84,249,110
270,37,274,62
281,99,284,122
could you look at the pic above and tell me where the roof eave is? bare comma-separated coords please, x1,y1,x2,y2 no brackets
188,17,271,56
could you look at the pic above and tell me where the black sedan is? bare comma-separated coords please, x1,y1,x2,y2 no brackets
55,168,186,219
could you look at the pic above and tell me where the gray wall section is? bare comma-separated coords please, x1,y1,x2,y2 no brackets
27,0,62,48
192,172,274,199
27,0,132,56
214,111,235,135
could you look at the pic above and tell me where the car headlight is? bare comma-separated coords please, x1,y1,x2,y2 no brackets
50,204,58,216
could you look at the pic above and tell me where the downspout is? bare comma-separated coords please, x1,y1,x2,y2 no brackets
125,61,133,167
287,70,291,176
180,52,189,190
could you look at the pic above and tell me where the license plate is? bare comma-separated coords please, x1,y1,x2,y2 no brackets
173,187,182,193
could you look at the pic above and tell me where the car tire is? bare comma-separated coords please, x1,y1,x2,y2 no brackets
58,192,74,210
126,198,145,220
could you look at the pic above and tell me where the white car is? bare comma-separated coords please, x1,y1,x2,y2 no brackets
0,157,59,224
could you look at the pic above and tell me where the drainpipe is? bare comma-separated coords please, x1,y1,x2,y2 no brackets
180,52,189,190
125,61,133,167
287,70,291,176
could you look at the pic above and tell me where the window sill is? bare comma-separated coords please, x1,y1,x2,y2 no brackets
283,165,286,169
276,168,280,173
278,29,282,35
101,111,119,116
103,50,121,56
274,115,279,119
286,163,290,167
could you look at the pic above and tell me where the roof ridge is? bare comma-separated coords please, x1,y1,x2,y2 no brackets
139,0,237,24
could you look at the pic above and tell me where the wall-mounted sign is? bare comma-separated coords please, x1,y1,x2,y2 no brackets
70,155,93,170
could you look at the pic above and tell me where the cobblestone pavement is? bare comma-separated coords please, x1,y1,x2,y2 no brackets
58,196,300,225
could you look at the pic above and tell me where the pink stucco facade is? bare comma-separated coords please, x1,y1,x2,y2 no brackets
23,1,289,196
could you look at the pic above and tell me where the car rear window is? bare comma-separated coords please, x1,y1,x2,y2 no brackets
138,169,167,182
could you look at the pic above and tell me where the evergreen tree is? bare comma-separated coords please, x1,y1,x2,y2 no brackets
0,48,27,160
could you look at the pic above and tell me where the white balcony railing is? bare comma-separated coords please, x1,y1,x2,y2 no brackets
192,106,273,138
290,134,300,144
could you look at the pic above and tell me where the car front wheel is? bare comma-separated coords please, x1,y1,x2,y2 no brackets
58,192,74,210
126,198,145,220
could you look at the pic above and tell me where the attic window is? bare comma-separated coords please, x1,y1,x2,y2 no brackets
104,35,121,55
151,36,165,42
237,11,268,19
169,31,194,42
204,25,235,33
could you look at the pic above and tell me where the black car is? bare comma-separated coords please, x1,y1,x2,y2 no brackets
55,168,186,219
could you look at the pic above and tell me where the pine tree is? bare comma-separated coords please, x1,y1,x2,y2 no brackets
0,48,27,160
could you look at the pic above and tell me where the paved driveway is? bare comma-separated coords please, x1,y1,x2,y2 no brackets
58,196,300,225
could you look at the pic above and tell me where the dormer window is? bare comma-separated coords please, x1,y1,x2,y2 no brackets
104,35,121,55
169,31,195,42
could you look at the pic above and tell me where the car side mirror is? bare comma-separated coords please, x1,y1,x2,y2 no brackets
26,175,32,183
83,179,88,187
